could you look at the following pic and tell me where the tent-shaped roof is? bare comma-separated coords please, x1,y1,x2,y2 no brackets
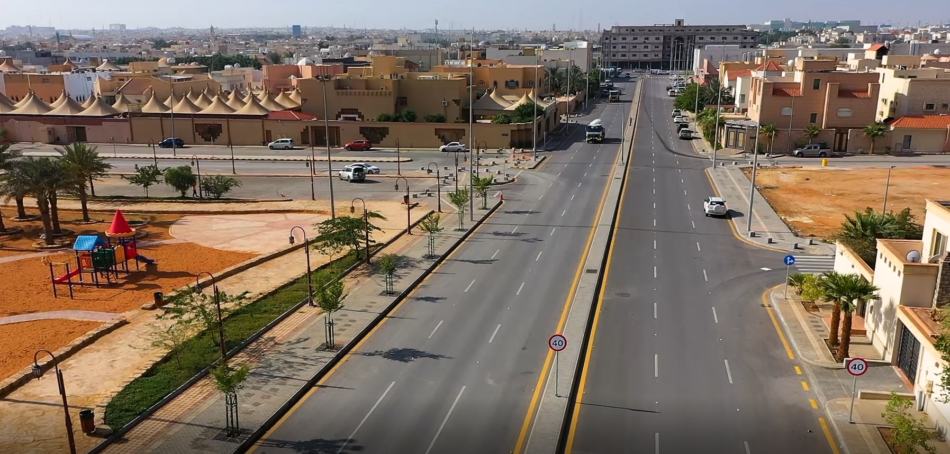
259,92,287,111
81,96,97,109
755,61,783,71
198,94,236,115
46,94,86,115
234,95,271,115
274,90,300,109
0,60,21,72
74,235,107,251
192,92,212,109
0,92,16,113
172,95,203,114
185,89,200,102
112,93,133,111
241,92,256,105
164,92,181,109
505,92,533,111
10,93,52,115
49,91,70,109
225,91,246,110
96,60,122,71
289,88,302,104
62,58,78,70
14,92,35,108
105,210,135,237
77,95,122,116
526,89,550,107
140,92,170,113
473,89,512,111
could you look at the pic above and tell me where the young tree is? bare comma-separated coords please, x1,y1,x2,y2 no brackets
123,164,165,197
313,273,346,349
211,362,251,438
378,253,398,295
512,102,541,123
164,166,197,197
862,123,887,154
799,273,826,304
760,124,778,156
147,321,192,370
674,83,704,113
418,212,443,257
881,392,936,454
157,287,248,352
200,175,242,199
834,274,878,361
448,189,470,230
473,175,494,209
56,143,112,222
313,212,385,261
803,124,821,144
267,52,282,64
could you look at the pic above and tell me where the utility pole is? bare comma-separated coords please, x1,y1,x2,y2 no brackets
533,50,539,161
468,28,475,222
711,45,725,168
747,122,761,232
322,77,336,218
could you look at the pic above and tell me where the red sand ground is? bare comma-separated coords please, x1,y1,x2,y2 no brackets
0,320,103,379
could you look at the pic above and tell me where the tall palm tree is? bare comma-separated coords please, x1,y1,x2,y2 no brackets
862,123,886,154
46,160,69,234
0,142,26,220
820,271,846,348
835,274,878,361
544,67,565,96
803,124,821,144
56,143,112,222
7,158,57,245
703,76,734,106
567,64,585,95
760,124,778,156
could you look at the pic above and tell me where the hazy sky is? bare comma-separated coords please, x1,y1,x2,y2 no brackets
0,0,943,31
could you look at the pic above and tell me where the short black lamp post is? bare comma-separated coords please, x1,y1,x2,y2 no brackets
426,162,442,213
394,177,411,235
288,226,314,306
350,198,371,265
190,155,202,198
32,350,77,454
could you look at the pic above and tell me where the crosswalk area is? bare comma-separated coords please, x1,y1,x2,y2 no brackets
792,255,836,274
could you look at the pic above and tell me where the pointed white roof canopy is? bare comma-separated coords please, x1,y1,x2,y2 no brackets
140,91,170,113
77,95,121,116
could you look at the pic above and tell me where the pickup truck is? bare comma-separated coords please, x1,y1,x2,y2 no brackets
791,144,831,157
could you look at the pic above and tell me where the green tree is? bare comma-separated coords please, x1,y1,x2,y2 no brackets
473,174,494,210
398,108,417,122
545,67,565,95
267,52,282,64
56,142,112,221
378,253,398,295
211,362,251,437
703,77,734,106
448,189,470,230
833,207,923,266
418,213,443,257
3,158,57,244
787,272,807,294
696,108,725,148
164,166,198,197
152,38,173,49
674,83,704,113
833,274,878,361
377,112,395,122
313,272,346,349
157,286,248,352
424,113,446,123
863,123,887,154
0,141,23,230
799,273,826,304
313,212,386,261
123,164,165,197
147,321,192,370
882,392,936,454
512,101,542,123
803,124,821,144
760,124,778,155
200,175,242,199
492,113,512,124
820,271,848,348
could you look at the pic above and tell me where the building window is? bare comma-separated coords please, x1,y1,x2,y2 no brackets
739,94,746,104
837,108,853,117
621,37,627,40
611,54,616,58
699,37,704,40
631,45,637,49
934,231,949,258
809,113,818,123
812,78,821,90
654,54,660,58
621,45,626,49
942,103,950,111
781,107,793,116
621,54,627,58
655,37,660,40
924,103,936,111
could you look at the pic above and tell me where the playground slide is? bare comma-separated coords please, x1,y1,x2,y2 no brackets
53,267,82,284
135,255,155,265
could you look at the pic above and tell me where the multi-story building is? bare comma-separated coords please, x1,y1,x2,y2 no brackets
875,60,950,122
601,19,758,71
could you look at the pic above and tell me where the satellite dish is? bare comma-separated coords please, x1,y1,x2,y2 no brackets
233,63,241,68
906,250,922,263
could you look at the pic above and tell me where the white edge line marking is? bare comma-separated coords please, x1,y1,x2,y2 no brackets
691,221,696,229
571,194,575,201
655,354,659,378
337,381,396,454
656,433,660,454
465,279,476,293
424,386,466,454
539,194,544,200
517,281,526,295
703,269,708,281
536,251,543,261
489,324,501,343
550,228,556,236
491,250,499,260
725,359,734,384
712,307,719,323
744,441,751,454
429,320,444,339
654,303,657,319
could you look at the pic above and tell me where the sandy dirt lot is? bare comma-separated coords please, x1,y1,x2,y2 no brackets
0,207,182,251
744,166,950,238
0,319,103,379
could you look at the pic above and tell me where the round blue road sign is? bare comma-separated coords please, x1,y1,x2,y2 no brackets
784,255,796,266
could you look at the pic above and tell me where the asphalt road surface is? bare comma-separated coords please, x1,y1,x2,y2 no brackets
251,84,635,454
565,77,835,454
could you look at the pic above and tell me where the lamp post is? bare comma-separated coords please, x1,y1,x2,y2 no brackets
426,162,442,213
533,50,539,161
228,142,236,175
468,29,475,223
453,150,460,192
475,140,487,182
150,140,158,166
396,138,401,175
883,166,897,213
394,177,411,235
195,272,226,361
308,144,316,201
320,76,336,219
747,122,762,233
288,227,314,305
712,45,725,169
167,79,177,157
190,155,202,198
32,350,77,454
111,136,116,157
350,198,371,265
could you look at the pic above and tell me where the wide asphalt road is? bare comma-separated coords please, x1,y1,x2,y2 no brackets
249,84,635,454
566,77,836,454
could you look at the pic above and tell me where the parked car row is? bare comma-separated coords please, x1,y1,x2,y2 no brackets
158,137,476,154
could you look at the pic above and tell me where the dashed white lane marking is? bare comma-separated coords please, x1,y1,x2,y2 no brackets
429,321,443,339
465,279,476,292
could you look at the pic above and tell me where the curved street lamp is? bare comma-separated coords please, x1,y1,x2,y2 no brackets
349,198,371,264
190,154,202,198
32,350,77,454
195,271,226,361
288,226,314,305
426,162,442,213
394,177,411,235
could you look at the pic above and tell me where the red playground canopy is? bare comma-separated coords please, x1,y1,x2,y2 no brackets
105,210,135,237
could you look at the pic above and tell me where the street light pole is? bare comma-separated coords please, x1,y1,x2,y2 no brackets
620,101,626,166
468,29,475,222
229,142,236,175
190,155,202,198
32,350,77,454
350,198,371,265
395,177,411,235
396,139,401,175
288,227,313,305
308,144,315,201
883,166,896,213
747,122,761,233
168,80,177,157
533,50,539,161
712,45,725,169
453,151,460,193
321,76,335,219
426,162,442,213
196,272,227,361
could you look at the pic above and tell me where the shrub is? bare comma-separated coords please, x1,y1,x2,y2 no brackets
200,175,242,199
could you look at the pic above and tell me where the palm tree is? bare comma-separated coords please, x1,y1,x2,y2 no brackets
56,143,112,222
544,67,565,96
0,142,26,220
760,124,778,156
862,123,887,155
8,158,57,245
803,124,821,144
703,76,734,106
820,271,846,348
835,274,879,361
567,64,585,95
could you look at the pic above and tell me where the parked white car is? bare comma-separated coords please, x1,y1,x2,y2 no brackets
338,165,366,182
349,162,380,174
267,138,295,150
671,109,682,118
703,197,728,217
673,116,688,124
440,142,468,153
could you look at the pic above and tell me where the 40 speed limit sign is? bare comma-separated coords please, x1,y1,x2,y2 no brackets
846,358,868,376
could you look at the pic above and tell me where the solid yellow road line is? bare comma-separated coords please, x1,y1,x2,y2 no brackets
762,287,795,360
703,168,788,253
248,204,504,453
802,381,810,391
795,366,803,375
512,111,626,454
819,417,843,454
810,398,819,409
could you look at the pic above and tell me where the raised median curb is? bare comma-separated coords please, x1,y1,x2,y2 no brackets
23,151,412,163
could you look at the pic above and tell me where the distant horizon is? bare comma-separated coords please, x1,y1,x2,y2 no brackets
0,0,944,32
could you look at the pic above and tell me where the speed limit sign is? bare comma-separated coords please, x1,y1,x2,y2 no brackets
549,334,567,351
846,358,868,376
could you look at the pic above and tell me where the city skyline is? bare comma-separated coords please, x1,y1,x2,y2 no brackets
0,0,946,32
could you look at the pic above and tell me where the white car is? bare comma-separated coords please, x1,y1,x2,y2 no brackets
671,109,682,118
440,142,468,153
267,138,295,150
338,165,366,182
349,162,380,174
673,116,688,124
703,197,728,217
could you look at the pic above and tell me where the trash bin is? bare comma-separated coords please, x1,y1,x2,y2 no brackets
153,291,164,307
821,158,828,167
79,409,95,433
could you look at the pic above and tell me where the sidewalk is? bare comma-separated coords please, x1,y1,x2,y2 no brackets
21,150,411,163
88,203,498,454
769,286,921,454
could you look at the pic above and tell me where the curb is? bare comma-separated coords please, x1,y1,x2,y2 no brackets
234,201,503,453
766,286,843,371
703,168,792,254
26,152,413,164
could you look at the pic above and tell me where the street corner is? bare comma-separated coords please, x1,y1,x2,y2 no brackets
512,155,548,170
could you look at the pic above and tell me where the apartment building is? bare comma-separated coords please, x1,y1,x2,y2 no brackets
747,57,880,152
601,19,758,71
833,200,950,434
875,62,950,122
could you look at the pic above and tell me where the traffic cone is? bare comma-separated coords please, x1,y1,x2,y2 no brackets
500,192,504,201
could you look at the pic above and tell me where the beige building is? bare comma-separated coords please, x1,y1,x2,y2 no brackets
875,64,950,122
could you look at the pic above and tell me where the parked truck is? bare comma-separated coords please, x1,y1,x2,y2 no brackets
791,144,831,157
585,119,605,143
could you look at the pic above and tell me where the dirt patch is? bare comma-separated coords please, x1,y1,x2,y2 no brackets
0,242,256,316
801,300,820,314
743,167,950,238
877,426,944,454
0,319,103,379
0,206,182,251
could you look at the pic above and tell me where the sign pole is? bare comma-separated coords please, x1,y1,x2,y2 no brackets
782,255,796,298
845,357,867,423
784,264,790,298
849,374,857,423
548,334,567,398
555,351,560,397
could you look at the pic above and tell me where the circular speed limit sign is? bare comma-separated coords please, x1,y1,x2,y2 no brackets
549,334,567,352
847,358,868,376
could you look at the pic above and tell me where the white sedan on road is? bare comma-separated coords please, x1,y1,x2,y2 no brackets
348,162,380,174
440,142,469,153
